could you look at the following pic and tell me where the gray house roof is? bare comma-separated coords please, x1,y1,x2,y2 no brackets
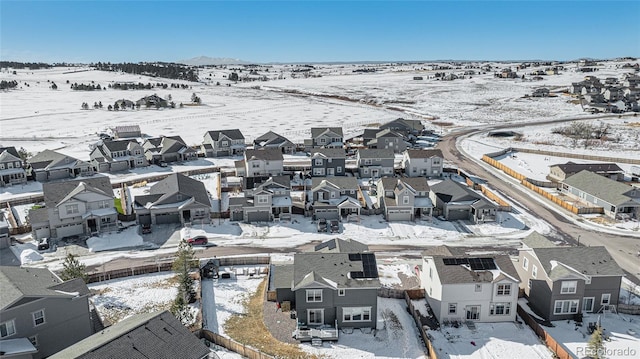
293,252,380,290
357,148,394,159
563,170,638,206
245,148,284,161
0,146,20,159
42,176,113,207
380,118,424,132
400,177,430,193
532,246,623,277
314,238,369,253
148,173,210,207
0,266,89,310
430,254,520,285
101,139,139,152
254,131,293,147
0,150,21,163
312,148,346,158
206,129,245,141
405,149,443,159
551,162,623,175
312,177,359,190
311,127,343,138
49,311,209,359
27,149,88,170
430,179,480,203
522,231,560,249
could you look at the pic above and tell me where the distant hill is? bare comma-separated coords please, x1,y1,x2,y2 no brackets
178,56,251,66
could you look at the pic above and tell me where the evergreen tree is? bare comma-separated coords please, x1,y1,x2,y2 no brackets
17,147,32,163
587,323,606,359
170,288,195,325
170,241,197,325
59,253,88,283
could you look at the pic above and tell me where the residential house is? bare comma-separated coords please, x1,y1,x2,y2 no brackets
429,179,497,223
311,149,346,177
603,87,624,102
142,136,197,165
516,232,623,321
532,88,550,97
377,177,432,221
401,149,444,177
89,139,148,173
202,129,246,157
0,266,94,359
0,147,27,187
253,130,296,154
0,212,9,249
307,127,344,149
111,125,141,139
547,162,624,182
366,129,408,153
379,118,424,135
561,170,640,219
50,311,209,359
243,148,284,178
135,94,168,108
133,173,211,226
419,246,520,323
28,176,117,240
229,176,292,223
310,177,362,221
270,238,380,341
356,149,394,178
27,150,94,182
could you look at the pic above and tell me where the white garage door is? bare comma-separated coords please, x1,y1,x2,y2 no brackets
387,209,412,221
55,224,84,239
35,227,51,240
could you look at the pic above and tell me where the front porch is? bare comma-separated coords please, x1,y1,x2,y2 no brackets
292,322,339,342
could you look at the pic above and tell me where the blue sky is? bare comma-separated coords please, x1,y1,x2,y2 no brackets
1,1,638,63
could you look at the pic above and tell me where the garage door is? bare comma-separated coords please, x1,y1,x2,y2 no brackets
387,209,412,221
315,209,339,220
55,224,84,239
35,227,51,240
138,214,151,225
247,211,270,223
155,213,180,224
447,209,470,220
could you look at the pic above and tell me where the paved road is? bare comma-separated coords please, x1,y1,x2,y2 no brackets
435,116,640,284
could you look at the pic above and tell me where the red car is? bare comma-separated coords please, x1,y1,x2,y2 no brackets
187,235,208,246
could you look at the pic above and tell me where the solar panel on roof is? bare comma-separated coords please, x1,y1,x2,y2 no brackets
314,239,337,252
442,257,496,270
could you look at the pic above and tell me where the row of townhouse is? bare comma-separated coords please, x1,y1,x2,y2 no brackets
418,231,624,324
570,73,640,113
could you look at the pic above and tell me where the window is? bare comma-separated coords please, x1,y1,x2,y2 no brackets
101,217,112,223
0,164,4,170
532,265,538,278
29,335,38,347
528,279,532,289
306,289,322,303
490,302,511,315
257,195,268,204
448,303,457,314
338,289,345,296
522,257,529,270
308,309,323,324
403,196,410,205
66,204,79,215
337,166,343,173
554,300,579,314
560,281,577,294
475,284,482,292
319,138,326,144
583,297,595,312
343,307,371,322
314,158,323,166
0,320,16,338
364,159,372,165
496,284,511,296
252,162,260,168
7,162,13,168
429,267,433,279
32,309,45,327
221,140,228,147
601,293,611,305
313,168,325,176
98,200,110,209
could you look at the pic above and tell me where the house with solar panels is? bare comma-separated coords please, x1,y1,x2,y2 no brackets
269,238,380,342
419,246,520,323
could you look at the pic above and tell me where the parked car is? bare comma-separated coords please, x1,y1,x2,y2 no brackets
329,219,340,233
37,237,50,251
187,235,208,246
317,218,327,232
141,224,152,234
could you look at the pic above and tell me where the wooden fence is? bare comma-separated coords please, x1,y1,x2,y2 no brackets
465,174,512,211
618,303,640,315
517,305,573,359
512,147,640,165
377,287,424,299
403,291,438,359
200,329,275,359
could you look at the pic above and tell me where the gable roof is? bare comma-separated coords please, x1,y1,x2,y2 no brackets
254,131,293,147
245,148,284,161
0,146,20,158
551,162,623,174
380,118,424,132
206,129,245,141
0,149,21,163
27,149,87,170
521,231,560,249
400,177,431,193
314,238,369,254
101,139,139,152
430,179,481,203
293,252,380,290
405,149,443,159
42,176,113,207
0,266,89,310
425,250,520,285
49,311,209,359
563,170,638,206
312,148,346,158
357,148,395,159
148,173,210,207
531,246,623,278
312,177,359,191
57,181,115,206
311,127,343,138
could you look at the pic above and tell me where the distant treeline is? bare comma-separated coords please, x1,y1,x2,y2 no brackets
0,61,52,70
94,62,198,82
111,82,191,90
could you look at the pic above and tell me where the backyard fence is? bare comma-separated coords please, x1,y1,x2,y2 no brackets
618,303,640,315
199,329,275,359
403,291,438,359
517,305,573,359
